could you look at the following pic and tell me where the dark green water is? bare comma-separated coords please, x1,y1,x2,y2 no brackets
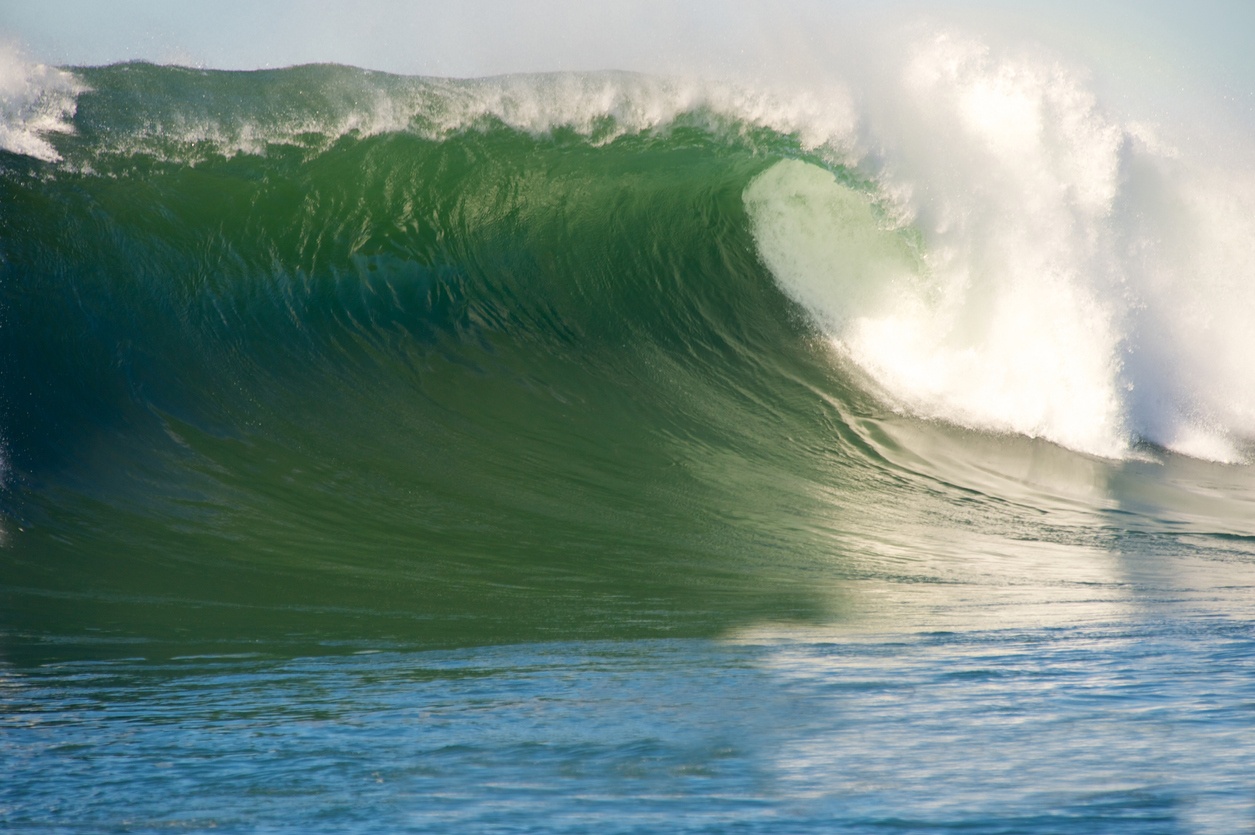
2,62,1255,832
2,65,855,657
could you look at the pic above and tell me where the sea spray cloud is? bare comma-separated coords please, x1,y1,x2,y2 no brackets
747,27,1255,462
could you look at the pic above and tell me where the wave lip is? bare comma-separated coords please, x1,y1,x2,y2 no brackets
45,63,856,169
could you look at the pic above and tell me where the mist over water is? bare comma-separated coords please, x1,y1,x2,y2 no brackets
3,4,1255,833
745,25,1255,461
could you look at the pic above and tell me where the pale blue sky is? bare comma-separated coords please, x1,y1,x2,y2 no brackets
3,1,787,75
2,0,1253,99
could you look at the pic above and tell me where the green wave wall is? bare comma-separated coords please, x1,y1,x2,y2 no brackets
0,64,895,660
6,62,1244,664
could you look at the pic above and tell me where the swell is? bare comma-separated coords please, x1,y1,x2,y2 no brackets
0,72,884,655
2,61,1253,660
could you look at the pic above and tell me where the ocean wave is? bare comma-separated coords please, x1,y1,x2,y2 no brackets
3,29,1254,476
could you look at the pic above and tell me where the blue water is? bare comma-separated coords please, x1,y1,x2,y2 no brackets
5,616,1254,832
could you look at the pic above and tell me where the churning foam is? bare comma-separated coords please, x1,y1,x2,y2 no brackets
0,43,84,162
747,29,1255,463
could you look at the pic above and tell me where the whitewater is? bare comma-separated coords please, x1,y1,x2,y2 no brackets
2,5,1255,833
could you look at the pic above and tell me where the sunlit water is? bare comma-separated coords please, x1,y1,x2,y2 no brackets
5,606,1254,833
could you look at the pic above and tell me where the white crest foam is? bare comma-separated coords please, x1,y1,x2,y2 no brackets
89,69,857,164
0,43,84,162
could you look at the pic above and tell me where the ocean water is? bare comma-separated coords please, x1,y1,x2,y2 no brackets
2,10,1255,833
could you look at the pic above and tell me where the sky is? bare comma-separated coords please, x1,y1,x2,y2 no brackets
2,1,803,77
3,0,1255,130
1,0,1252,80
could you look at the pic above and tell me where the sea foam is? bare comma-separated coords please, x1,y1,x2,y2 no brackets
0,44,84,162
747,28,1255,463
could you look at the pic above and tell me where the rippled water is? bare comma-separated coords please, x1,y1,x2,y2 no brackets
5,605,1254,833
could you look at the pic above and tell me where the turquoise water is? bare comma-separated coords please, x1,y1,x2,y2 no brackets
2,35,1255,834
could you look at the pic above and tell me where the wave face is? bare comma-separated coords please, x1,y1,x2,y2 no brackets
0,61,866,652
2,49,1255,656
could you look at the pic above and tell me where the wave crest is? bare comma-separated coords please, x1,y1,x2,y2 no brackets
0,44,84,162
